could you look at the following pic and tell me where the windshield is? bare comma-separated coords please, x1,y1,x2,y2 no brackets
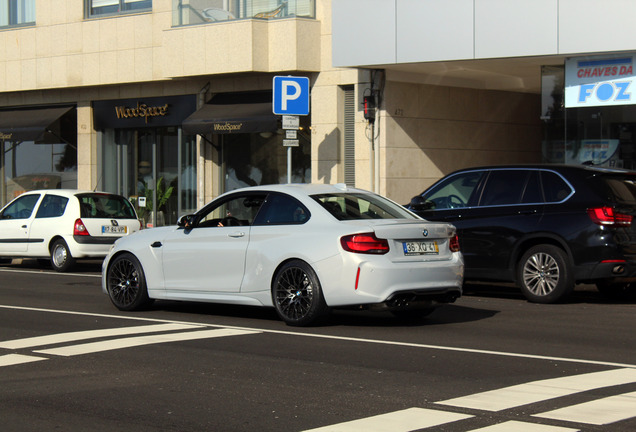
77,193,137,219
312,192,417,220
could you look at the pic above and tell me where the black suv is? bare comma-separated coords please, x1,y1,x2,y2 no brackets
407,164,636,303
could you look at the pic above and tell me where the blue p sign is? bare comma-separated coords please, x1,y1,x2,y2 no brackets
273,76,310,115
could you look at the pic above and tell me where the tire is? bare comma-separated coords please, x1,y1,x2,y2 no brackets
596,281,636,301
272,260,329,326
517,244,574,303
50,239,76,272
106,253,152,311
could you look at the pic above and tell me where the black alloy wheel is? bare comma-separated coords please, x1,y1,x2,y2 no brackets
107,253,152,311
272,260,328,326
517,244,574,304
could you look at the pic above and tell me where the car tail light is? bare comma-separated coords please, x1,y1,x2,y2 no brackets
449,234,460,252
587,207,633,227
340,232,389,254
74,218,89,236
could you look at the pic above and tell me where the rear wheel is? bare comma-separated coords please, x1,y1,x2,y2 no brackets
272,260,328,326
596,281,636,301
517,245,573,303
106,253,152,311
50,239,75,272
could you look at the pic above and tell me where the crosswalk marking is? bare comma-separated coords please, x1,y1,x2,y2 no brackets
469,420,578,431
436,368,636,411
34,328,261,357
535,390,636,425
0,323,203,349
0,353,47,367
301,408,472,432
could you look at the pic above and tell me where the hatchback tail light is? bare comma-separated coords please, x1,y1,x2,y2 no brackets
587,207,633,227
341,232,389,254
449,234,460,252
74,218,90,236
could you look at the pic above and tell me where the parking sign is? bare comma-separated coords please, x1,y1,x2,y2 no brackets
273,76,310,115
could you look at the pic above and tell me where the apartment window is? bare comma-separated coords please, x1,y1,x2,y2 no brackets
86,0,151,18
0,0,35,27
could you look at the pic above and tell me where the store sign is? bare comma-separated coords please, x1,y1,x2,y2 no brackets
114,102,169,124
565,55,636,108
93,95,196,130
0,132,12,140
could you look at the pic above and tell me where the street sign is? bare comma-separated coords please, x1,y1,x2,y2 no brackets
273,76,310,115
285,130,297,139
283,139,299,147
282,115,300,129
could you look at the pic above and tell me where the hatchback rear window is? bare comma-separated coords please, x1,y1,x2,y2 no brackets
313,193,416,220
77,193,137,219
600,176,636,204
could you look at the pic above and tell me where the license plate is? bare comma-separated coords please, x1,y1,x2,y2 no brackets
403,241,438,255
102,225,127,234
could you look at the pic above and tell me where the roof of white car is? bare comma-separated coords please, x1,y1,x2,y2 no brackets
19,189,115,197
223,183,370,197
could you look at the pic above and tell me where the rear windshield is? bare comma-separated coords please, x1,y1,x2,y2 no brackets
599,176,636,204
312,192,417,220
77,193,137,219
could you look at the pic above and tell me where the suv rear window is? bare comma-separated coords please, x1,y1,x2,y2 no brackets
77,193,137,219
600,176,636,204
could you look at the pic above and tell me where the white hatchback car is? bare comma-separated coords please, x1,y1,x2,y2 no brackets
0,189,141,271
102,184,463,326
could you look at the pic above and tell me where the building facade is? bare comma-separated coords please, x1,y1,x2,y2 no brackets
2,0,636,225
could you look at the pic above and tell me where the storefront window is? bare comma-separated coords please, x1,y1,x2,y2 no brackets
101,127,196,227
221,115,311,191
542,64,636,169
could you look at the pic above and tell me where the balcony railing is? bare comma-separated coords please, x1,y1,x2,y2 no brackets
173,0,315,26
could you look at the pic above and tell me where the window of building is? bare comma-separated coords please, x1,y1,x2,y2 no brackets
85,0,151,18
0,0,35,27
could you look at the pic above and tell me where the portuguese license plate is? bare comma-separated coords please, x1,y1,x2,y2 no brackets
102,225,127,234
403,241,438,255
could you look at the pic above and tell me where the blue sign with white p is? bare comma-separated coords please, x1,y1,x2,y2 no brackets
273,76,310,115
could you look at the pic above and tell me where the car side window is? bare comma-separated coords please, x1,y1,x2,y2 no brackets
479,170,528,206
35,195,69,218
423,171,484,210
197,194,265,227
0,194,41,219
541,171,572,203
254,193,310,225
520,171,543,204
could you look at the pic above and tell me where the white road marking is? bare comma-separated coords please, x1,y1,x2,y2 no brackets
468,420,578,431
34,328,261,357
301,407,472,432
0,268,101,278
436,368,636,411
535,391,636,425
1,304,635,369
0,323,203,349
0,353,48,367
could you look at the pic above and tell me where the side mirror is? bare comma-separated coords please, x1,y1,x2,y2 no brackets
177,214,195,228
409,196,433,211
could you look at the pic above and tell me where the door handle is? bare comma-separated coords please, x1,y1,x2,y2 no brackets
151,241,162,248
21,225,27,229
228,232,245,238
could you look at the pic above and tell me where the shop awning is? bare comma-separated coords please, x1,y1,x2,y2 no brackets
182,92,278,135
0,106,73,142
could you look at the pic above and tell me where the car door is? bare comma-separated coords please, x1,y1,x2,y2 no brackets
160,193,266,293
0,193,42,254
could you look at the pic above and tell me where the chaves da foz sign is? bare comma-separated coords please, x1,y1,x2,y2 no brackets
115,101,169,124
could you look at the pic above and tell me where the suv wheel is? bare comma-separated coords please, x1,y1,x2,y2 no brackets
517,245,574,303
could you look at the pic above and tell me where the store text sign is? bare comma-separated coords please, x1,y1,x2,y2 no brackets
565,55,635,108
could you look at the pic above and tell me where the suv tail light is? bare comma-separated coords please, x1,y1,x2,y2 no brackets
449,234,460,252
587,207,633,227
341,232,389,254
74,218,90,236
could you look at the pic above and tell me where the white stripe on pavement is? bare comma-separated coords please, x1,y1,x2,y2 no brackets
34,328,261,357
436,368,636,411
468,420,578,431
0,354,47,367
301,407,472,432
534,391,636,425
0,323,203,349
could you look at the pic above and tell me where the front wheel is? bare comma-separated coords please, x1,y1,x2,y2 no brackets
517,245,573,303
106,253,152,311
272,260,329,326
50,239,75,272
